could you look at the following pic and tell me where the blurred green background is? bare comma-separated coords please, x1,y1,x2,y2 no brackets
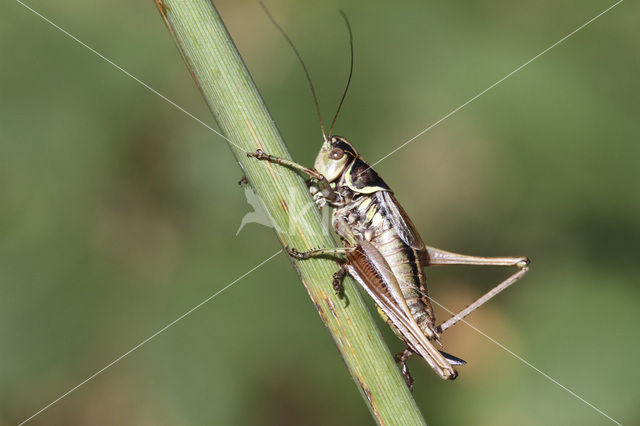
1,0,638,424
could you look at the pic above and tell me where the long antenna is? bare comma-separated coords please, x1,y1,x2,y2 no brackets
328,11,354,137
260,2,327,141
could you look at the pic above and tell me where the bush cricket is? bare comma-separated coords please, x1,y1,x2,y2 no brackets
250,6,530,388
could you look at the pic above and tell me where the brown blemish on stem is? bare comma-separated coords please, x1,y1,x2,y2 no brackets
279,199,289,212
325,297,338,319
330,326,344,345
154,0,205,96
154,0,169,23
298,275,312,294
324,298,357,358
296,226,310,247
154,0,178,42
313,301,328,323
189,68,205,95
345,315,354,328
359,380,384,426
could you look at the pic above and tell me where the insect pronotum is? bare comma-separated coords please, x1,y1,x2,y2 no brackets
250,5,530,388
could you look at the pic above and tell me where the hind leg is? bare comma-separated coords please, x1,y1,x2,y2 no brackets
423,246,530,333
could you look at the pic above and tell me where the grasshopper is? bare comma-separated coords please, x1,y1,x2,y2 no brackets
251,7,530,388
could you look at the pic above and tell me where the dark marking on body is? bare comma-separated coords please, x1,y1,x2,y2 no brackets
349,158,389,190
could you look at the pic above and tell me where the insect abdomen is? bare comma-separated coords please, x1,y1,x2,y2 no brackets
373,228,437,338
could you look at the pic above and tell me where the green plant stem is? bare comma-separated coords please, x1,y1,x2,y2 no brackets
154,1,426,424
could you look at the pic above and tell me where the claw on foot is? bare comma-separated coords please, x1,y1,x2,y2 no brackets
313,192,327,209
247,149,267,160
286,247,307,260
517,257,531,269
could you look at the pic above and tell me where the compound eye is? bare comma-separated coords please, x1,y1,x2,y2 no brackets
329,148,344,160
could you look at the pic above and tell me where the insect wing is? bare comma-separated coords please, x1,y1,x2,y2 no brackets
346,240,456,380
378,191,426,252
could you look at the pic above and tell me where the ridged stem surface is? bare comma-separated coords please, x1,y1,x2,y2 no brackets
154,2,426,424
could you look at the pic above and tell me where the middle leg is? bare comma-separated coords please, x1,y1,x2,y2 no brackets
287,246,356,260
287,247,352,297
